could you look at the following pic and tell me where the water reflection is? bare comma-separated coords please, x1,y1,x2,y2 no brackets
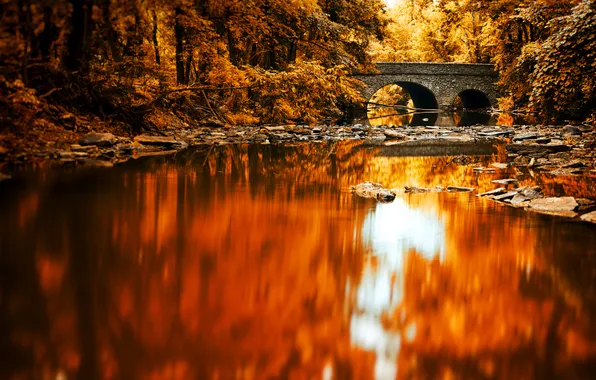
367,107,521,127
1,142,596,379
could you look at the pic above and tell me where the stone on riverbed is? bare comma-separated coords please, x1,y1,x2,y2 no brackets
351,182,396,202
491,163,509,169
506,143,571,154
79,132,117,147
477,187,506,197
447,186,475,192
580,211,596,224
528,197,578,217
384,130,408,140
512,132,541,141
493,191,519,201
492,178,518,185
134,134,187,148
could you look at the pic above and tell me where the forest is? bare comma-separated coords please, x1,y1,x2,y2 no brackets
0,0,595,149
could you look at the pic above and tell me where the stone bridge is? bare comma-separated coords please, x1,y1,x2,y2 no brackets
353,62,499,110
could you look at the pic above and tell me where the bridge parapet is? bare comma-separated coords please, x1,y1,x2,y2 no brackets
367,62,498,77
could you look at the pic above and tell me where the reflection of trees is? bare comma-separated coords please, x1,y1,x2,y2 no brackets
0,142,377,379
2,141,596,379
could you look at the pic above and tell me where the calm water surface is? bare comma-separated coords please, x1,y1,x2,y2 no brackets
2,141,596,379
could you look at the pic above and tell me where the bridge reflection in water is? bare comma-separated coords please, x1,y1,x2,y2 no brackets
1,142,596,379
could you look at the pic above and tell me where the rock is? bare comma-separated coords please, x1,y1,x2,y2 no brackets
265,126,287,132
60,113,76,130
519,186,543,200
70,144,96,152
478,130,514,137
405,186,430,193
563,125,582,136
492,178,518,185
57,151,89,158
577,198,596,211
535,138,552,144
562,160,586,168
473,167,496,173
351,182,396,202
447,186,475,192
384,130,407,140
493,191,519,201
580,211,596,223
549,168,584,176
134,134,187,148
79,132,117,147
293,127,311,135
477,187,506,197
529,197,578,213
506,144,571,154
512,132,540,141
510,194,530,206
491,163,509,169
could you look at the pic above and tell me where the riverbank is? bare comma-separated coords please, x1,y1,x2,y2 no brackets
2,121,596,223
1,122,594,171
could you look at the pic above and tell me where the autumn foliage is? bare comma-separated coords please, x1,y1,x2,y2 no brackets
370,0,596,122
0,0,386,132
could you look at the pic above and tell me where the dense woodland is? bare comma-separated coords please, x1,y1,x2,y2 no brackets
0,0,595,140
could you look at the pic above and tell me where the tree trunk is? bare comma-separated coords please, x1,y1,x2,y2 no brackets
66,0,93,72
286,40,297,64
17,0,33,83
100,0,122,62
174,7,186,84
184,52,192,84
152,10,160,65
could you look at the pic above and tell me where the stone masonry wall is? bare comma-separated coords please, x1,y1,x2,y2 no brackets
353,63,499,107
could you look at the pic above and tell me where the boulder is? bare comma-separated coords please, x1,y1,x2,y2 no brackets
79,132,117,147
529,197,578,213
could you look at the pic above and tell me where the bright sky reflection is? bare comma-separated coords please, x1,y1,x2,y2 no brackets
351,197,446,379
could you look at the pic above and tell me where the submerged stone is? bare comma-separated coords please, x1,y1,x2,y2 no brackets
350,182,396,203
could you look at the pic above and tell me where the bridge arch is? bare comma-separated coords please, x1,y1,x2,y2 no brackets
454,89,492,109
368,81,440,125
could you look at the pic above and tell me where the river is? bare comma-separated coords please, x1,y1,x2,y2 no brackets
1,141,596,379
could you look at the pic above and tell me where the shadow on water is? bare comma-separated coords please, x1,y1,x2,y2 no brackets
1,141,596,379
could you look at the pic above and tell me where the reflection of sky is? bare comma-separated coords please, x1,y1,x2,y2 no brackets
350,197,445,379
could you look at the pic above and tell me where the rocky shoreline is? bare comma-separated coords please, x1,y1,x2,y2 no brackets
1,123,595,169
1,122,595,223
